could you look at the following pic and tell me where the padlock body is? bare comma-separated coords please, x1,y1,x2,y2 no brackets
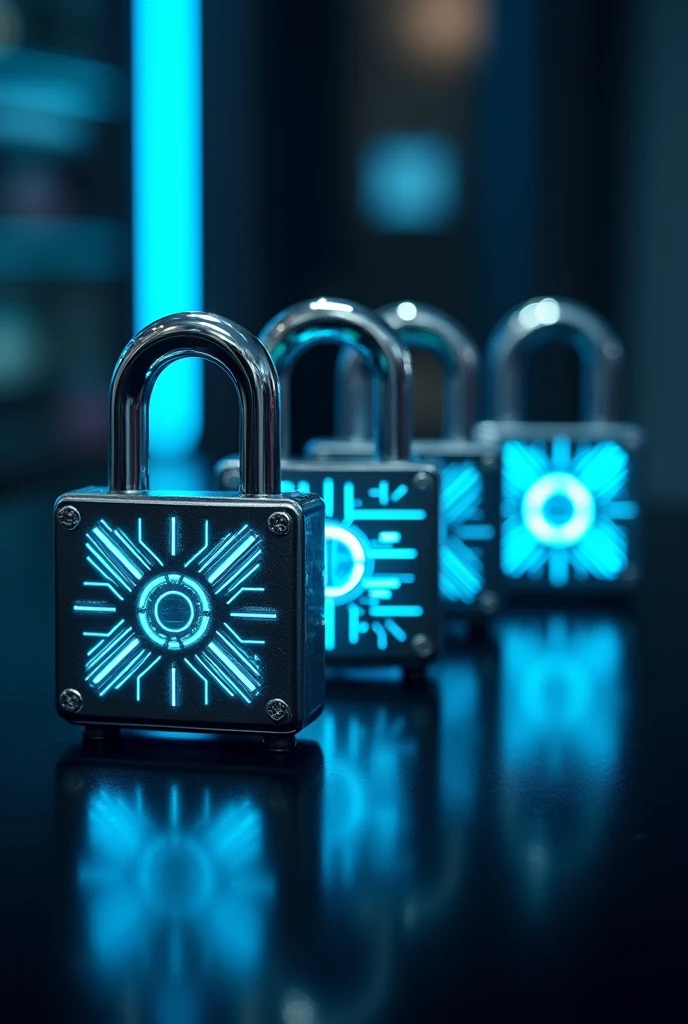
55,489,325,735
302,436,501,615
217,457,440,665
472,420,643,592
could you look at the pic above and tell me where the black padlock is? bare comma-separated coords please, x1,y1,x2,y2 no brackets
474,297,643,592
55,312,325,748
306,302,501,617
216,298,440,667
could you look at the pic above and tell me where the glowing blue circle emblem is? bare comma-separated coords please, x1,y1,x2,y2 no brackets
521,472,596,548
325,523,369,603
137,573,211,651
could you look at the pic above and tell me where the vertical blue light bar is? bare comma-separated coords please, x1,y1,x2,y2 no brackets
132,0,204,458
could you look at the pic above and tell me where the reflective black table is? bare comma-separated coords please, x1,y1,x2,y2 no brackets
2,481,686,1020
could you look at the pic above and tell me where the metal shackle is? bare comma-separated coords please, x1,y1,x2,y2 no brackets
260,297,413,461
333,302,479,442
485,296,625,423
109,311,281,495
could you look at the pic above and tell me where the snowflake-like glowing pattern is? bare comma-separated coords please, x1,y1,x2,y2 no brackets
439,461,494,605
501,436,639,587
282,475,427,653
78,782,274,978
74,516,277,706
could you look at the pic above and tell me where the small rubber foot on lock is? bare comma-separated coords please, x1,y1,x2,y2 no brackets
263,733,296,753
83,725,120,743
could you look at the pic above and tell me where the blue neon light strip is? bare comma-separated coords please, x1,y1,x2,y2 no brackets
132,0,204,458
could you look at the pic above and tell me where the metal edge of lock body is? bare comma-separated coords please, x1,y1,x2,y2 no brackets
473,296,643,446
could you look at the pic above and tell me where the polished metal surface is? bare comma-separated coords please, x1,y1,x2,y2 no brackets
109,311,281,495
260,297,413,461
484,296,625,422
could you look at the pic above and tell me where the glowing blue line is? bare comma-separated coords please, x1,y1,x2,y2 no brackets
136,655,161,702
137,519,163,565
86,621,127,659
457,524,496,541
207,642,258,693
84,581,124,601
133,0,204,458
384,618,407,642
110,650,150,692
367,589,394,599
371,548,418,560
170,516,177,556
87,548,131,591
215,556,260,597
229,611,277,620
369,605,423,617
323,477,335,518
74,604,117,614
216,629,260,677
207,534,257,585
226,586,264,607
92,636,140,687
226,626,264,646
372,622,388,650
184,520,209,566
92,526,143,581
170,783,179,828
113,527,152,570
87,626,135,674
390,484,409,502
325,597,335,652
348,604,361,645
184,657,210,704
378,531,402,543
353,509,427,521
199,526,247,572
170,664,177,707
343,481,356,523
197,653,247,701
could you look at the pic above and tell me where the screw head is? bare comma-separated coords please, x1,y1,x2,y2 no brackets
412,471,433,492
57,505,81,530
268,511,291,535
59,688,83,714
478,589,500,614
410,633,434,659
266,698,291,723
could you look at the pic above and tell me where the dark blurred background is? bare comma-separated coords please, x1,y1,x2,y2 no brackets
1,0,685,501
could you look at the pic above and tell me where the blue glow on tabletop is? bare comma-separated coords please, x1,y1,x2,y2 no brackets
132,0,204,458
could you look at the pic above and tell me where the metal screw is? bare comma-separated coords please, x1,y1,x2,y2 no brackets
59,688,83,714
478,589,500,614
410,633,434,659
266,698,291,723
480,455,498,471
57,505,81,530
268,511,291,535
412,471,433,492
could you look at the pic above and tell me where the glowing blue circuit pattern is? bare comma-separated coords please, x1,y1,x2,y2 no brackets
78,781,274,980
74,516,277,707
282,475,427,654
440,461,494,605
305,705,419,890
501,436,639,586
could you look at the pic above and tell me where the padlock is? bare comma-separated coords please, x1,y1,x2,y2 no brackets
55,312,325,748
305,302,501,617
216,298,440,667
473,296,643,592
